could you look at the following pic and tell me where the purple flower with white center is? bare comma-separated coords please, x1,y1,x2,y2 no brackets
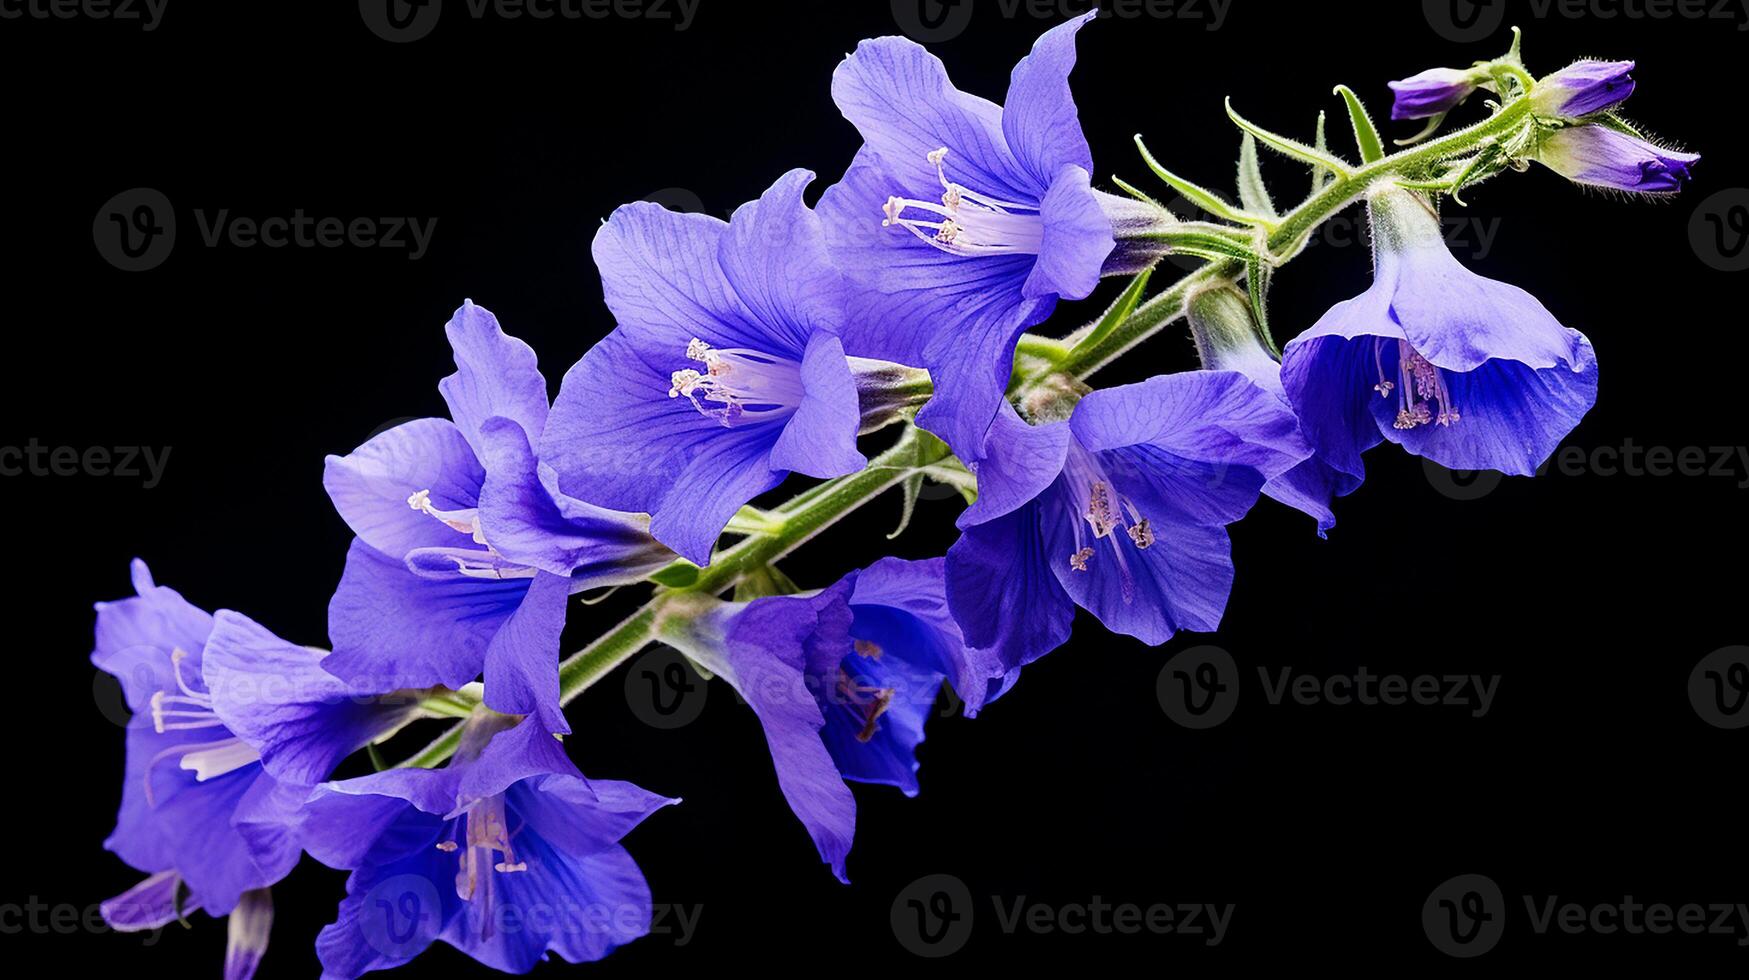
1280,186,1599,480
1531,60,1636,119
666,558,998,882
1187,285,1359,538
540,170,867,567
93,562,419,979
817,12,1129,462
323,301,671,735
1533,123,1700,195
300,716,676,978
1387,67,1478,121
946,373,1310,675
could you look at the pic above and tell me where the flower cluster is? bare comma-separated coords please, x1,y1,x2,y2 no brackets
90,18,1695,978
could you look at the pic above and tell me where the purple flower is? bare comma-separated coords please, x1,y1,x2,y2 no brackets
324,302,670,734
1187,285,1358,537
668,558,998,882
541,170,867,567
93,562,417,979
1531,60,1636,118
300,717,676,978
947,373,1310,674
1387,67,1477,120
1280,187,1599,480
817,13,1123,461
1535,123,1700,195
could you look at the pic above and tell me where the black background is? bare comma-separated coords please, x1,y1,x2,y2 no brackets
4,0,1745,973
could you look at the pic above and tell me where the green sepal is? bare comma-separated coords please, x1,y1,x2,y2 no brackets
1236,133,1277,218
1135,135,1274,229
733,564,801,601
1067,268,1153,366
1227,98,1353,179
1334,85,1386,164
649,561,702,589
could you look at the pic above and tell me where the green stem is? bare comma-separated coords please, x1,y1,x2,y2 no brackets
395,98,1536,770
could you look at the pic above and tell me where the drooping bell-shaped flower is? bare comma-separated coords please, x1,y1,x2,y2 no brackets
947,373,1310,676
323,301,672,734
817,12,1145,462
540,170,868,567
1387,67,1478,120
1533,122,1700,195
1186,284,1358,537
663,558,999,883
1280,186,1599,480
93,562,420,979
1529,60,1636,119
300,715,677,978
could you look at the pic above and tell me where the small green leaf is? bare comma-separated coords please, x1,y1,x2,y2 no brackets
1236,133,1276,218
1245,256,1277,356
367,743,390,772
1135,135,1274,228
1111,174,1164,206
1227,99,1353,180
1334,85,1385,164
1067,268,1153,364
649,561,701,589
1393,112,1450,147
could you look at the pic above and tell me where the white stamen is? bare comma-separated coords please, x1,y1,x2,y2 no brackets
667,337,805,427
880,147,1045,258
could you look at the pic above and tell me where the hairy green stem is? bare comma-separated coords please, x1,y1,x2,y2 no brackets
395,96,1535,769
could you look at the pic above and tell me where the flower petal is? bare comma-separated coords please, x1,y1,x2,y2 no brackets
768,331,866,478
480,571,573,735
1023,163,1113,301
323,418,485,559
1001,12,1098,189
437,301,551,457
958,400,1071,527
717,168,847,352
945,500,1075,681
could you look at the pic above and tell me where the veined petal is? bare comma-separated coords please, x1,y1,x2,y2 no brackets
1045,507,1235,645
480,571,573,735
438,301,552,457
832,35,1035,203
945,501,1075,681
203,610,422,786
959,401,1071,527
1001,12,1098,191
323,418,485,558
1069,372,1312,485
324,539,524,693
476,416,669,583
102,871,205,932
1383,243,1595,374
92,559,215,714
649,422,787,566
769,331,866,478
717,169,849,353
915,287,1056,461
1024,164,1113,302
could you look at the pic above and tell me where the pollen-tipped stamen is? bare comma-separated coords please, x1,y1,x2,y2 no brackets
881,147,1045,258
